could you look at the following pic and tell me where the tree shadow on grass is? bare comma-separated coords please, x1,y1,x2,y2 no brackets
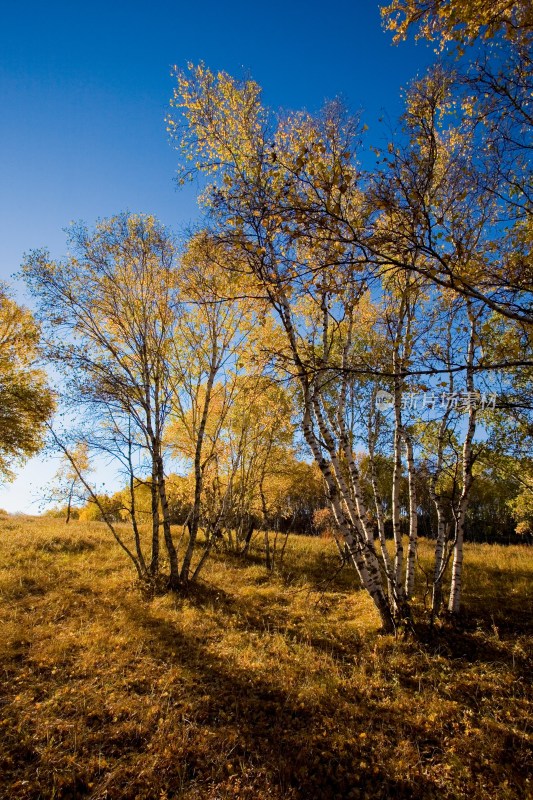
210,540,361,595
173,581,364,664
413,556,533,677
2,574,50,601
120,597,439,800
413,620,532,685
461,561,533,636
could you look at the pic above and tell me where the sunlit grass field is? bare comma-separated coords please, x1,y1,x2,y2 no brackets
0,516,531,799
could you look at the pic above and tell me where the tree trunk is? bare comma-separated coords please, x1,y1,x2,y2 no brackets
127,434,148,578
156,453,180,588
431,506,447,618
275,291,395,632
429,368,453,620
130,478,147,578
448,312,477,616
65,481,74,524
404,434,418,599
180,353,217,583
241,518,255,555
367,398,394,596
150,465,160,576
302,400,395,633
392,373,404,605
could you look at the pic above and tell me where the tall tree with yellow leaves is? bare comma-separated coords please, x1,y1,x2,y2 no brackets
0,286,54,482
24,214,180,586
169,66,401,629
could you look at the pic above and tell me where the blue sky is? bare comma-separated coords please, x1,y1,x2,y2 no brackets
0,0,434,512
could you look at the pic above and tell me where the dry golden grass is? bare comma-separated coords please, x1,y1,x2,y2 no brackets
0,517,531,799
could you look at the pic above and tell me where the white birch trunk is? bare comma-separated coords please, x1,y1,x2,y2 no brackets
430,354,454,618
367,392,395,599
313,396,392,604
431,497,448,617
392,372,404,604
448,312,477,615
404,433,418,599
273,290,395,632
302,399,394,632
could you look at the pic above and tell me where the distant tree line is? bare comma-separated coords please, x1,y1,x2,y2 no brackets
46,448,529,547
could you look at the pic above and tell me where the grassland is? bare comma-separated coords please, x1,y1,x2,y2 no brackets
0,515,531,799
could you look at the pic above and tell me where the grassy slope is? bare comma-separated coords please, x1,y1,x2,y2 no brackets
0,516,531,800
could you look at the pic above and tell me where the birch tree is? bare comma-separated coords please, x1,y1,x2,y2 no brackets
167,233,270,581
170,64,502,626
447,304,480,614
24,214,181,587
170,68,402,629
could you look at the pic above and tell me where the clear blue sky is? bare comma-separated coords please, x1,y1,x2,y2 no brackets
0,0,433,512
